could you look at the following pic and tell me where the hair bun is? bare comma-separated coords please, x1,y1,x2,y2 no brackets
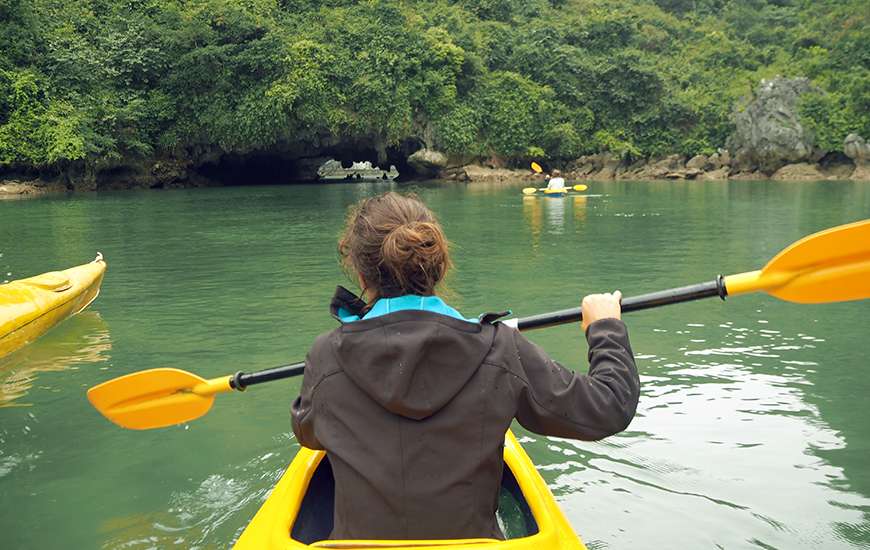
338,192,452,298
380,221,448,295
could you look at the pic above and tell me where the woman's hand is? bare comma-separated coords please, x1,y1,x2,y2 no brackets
581,290,622,332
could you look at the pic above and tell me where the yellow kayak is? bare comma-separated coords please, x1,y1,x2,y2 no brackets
0,254,107,359
234,430,586,549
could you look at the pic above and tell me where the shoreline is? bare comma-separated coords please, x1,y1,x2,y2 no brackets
2,162,868,199
1,175,867,199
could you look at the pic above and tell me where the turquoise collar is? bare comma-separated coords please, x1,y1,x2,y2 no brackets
338,295,475,323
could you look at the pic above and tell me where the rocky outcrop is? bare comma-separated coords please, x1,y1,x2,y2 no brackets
622,154,685,179
440,164,541,182
726,77,819,174
852,165,870,181
407,149,448,177
770,163,826,181
726,171,767,180
686,154,708,170
697,167,730,180
844,134,870,180
566,154,609,177
714,150,730,169
0,179,68,197
844,134,870,164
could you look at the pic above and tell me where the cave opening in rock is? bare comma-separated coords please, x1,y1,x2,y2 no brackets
194,140,420,185
195,153,301,185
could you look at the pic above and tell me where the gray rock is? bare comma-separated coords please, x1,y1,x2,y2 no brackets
456,164,528,182
593,153,622,179
726,77,817,174
0,179,68,197
686,154,709,170
664,168,702,180
408,149,448,177
707,153,722,170
632,154,685,179
851,165,870,181
770,163,825,181
567,154,604,176
698,167,730,180
843,134,870,165
706,149,732,170
614,158,647,179
729,171,768,180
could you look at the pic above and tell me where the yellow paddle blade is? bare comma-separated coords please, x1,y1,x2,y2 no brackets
87,368,232,430
522,187,538,195
531,162,543,173
725,219,870,303
572,184,588,192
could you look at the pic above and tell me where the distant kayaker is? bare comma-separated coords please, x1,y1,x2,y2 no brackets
291,191,639,541
546,168,566,190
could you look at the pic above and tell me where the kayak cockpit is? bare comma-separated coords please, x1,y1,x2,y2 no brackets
291,457,539,545
233,431,584,549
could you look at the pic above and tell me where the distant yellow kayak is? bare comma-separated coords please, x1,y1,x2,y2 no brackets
234,430,585,549
0,254,107,359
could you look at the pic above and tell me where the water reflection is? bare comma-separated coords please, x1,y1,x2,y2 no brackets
522,319,870,548
522,196,543,247
100,434,294,549
545,196,565,234
0,311,111,407
572,195,587,223
522,194,590,246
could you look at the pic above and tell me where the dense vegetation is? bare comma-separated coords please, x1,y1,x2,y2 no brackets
1,0,867,176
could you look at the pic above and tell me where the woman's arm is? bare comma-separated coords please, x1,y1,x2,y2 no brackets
513,293,640,440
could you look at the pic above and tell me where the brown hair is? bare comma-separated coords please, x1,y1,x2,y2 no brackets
339,192,451,300
552,169,561,177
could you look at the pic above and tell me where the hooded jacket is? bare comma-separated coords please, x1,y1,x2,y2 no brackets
291,287,639,541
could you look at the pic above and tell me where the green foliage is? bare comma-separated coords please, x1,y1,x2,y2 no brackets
593,129,640,159
0,69,85,166
0,0,867,173
434,104,481,155
543,123,588,159
799,91,862,153
472,71,554,156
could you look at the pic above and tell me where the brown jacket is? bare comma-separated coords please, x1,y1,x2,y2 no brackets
291,300,639,540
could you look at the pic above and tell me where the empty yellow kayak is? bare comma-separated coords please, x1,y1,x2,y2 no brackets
234,430,586,549
0,254,107,359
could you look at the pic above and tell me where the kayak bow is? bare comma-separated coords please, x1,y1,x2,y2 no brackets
233,430,585,549
0,254,107,359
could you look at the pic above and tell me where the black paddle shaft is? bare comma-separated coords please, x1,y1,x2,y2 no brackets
517,276,727,330
230,276,727,390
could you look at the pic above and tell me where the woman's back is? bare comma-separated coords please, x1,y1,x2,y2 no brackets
291,192,638,540
294,306,509,539
292,295,638,540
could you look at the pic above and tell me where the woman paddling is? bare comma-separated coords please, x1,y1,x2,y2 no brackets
546,168,566,191
291,191,639,540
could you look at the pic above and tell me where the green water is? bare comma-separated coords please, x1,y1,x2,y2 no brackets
1,180,868,549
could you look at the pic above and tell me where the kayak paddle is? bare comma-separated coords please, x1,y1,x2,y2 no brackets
87,219,870,430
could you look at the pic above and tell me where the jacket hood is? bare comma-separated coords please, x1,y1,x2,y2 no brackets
331,310,496,420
